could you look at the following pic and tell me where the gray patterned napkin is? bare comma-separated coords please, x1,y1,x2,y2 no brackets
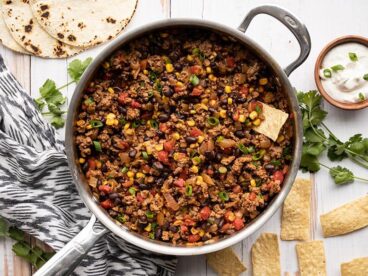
0,55,177,276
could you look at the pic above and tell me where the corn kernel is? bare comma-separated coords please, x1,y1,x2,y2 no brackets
199,229,205,237
190,110,196,114
166,63,174,73
106,113,116,120
189,143,197,149
173,152,180,161
226,211,236,222
225,85,232,93
79,158,85,164
191,228,199,235
144,223,152,232
155,144,163,151
196,176,203,183
102,180,108,185
227,98,233,105
127,171,134,178
249,87,254,92
253,118,261,126
259,78,268,85
173,132,180,140
250,179,256,187
208,74,217,81
125,128,134,135
206,67,212,74
175,72,180,77
197,136,204,143
143,69,148,75
209,99,216,107
76,120,85,127
219,109,227,118
108,87,115,94
187,120,196,127
113,119,119,125
106,120,114,126
187,55,193,61
190,166,199,173
136,172,145,178
201,98,209,104
124,123,130,130
86,124,92,130
277,135,285,143
205,89,211,94
249,111,258,120
176,81,183,87
238,114,246,123
102,62,110,69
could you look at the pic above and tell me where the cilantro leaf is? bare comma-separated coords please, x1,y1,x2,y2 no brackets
0,217,8,237
34,98,45,111
304,128,326,143
12,241,31,257
300,154,320,172
67,57,93,82
327,146,348,161
39,79,58,99
303,142,325,156
48,103,64,115
8,226,24,241
51,116,65,128
329,166,354,185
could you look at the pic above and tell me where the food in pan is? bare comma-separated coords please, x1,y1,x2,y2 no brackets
74,28,293,245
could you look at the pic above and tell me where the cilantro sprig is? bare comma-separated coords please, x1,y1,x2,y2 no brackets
35,57,92,129
0,217,54,269
298,90,368,184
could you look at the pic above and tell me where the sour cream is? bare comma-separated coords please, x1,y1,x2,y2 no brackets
319,42,368,103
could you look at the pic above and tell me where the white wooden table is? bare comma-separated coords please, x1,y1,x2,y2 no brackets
1,0,368,275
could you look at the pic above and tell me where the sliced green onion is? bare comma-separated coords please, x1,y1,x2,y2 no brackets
119,117,126,125
145,211,154,219
363,74,368,81
93,141,102,152
155,81,163,93
84,97,94,105
237,143,249,154
128,187,136,196
132,120,140,128
218,166,227,174
148,232,155,239
255,105,262,114
349,52,358,61
150,120,158,129
121,167,128,174
207,117,219,127
192,156,201,165
142,151,149,160
252,149,266,160
189,74,200,86
90,120,103,128
270,159,282,167
331,64,344,72
185,185,193,196
216,136,224,143
359,93,365,101
164,56,171,64
192,48,200,56
149,71,157,81
323,68,332,78
218,191,229,202
148,91,154,98
116,214,125,223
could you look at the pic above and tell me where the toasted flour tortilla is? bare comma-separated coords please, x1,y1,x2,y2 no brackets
0,10,28,54
1,0,81,58
30,0,138,48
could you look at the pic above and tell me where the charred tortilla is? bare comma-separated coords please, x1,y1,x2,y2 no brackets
0,10,28,54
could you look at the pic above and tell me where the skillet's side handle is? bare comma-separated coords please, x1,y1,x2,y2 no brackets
238,5,311,76
34,215,108,276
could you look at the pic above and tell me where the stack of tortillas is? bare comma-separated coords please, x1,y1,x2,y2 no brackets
0,0,138,58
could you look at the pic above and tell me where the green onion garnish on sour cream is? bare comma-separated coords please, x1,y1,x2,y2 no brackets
363,74,368,81
331,64,345,72
349,52,358,61
323,68,332,78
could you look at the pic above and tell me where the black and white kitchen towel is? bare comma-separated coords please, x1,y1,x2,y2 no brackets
0,55,177,276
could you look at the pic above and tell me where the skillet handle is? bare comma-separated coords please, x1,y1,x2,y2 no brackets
238,5,311,76
34,215,108,276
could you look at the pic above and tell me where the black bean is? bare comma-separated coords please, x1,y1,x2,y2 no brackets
185,136,197,144
234,130,245,138
236,96,246,103
129,149,137,158
163,88,173,97
217,88,224,95
118,106,127,113
161,76,168,81
208,107,217,113
109,193,119,199
265,164,275,171
82,162,89,172
102,164,108,172
156,130,165,139
155,228,162,239
114,198,122,205
163,221,170,230
216,152,223,161
158,113,170,122
221,97,228,105
169,226,178,233
217,218,225,228
139,183,148,189
153,161,164,170
144,136,150,141
205,151,215,160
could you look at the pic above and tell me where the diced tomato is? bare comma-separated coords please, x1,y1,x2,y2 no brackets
232,185,242,194
207,169,214,175
180,225,188,233
249,192,257,201
233,218,245,231
88,159,96,170
98,185,112,194
190,65,202,75
101,199,113,209
188,234,201,243
159,123,168,132
184,218,196,226
140,59,147,70
164,140,175,152
224,211,235,222
199,206,211,220
232,110,239,121
221,223,232,232
282,165,289,175
174,178,185,188
273,170,284,182
136,194,144,203
191,87,204,96
157,151,169,163
190,127,203,137
240,86,249,95
131,100,141,109
226,57,235,68
248,101,263,112
118,92,128,104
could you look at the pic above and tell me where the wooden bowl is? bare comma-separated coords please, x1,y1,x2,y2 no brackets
314,35,368,110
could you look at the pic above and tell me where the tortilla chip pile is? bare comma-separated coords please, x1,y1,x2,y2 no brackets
0,0,138,58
